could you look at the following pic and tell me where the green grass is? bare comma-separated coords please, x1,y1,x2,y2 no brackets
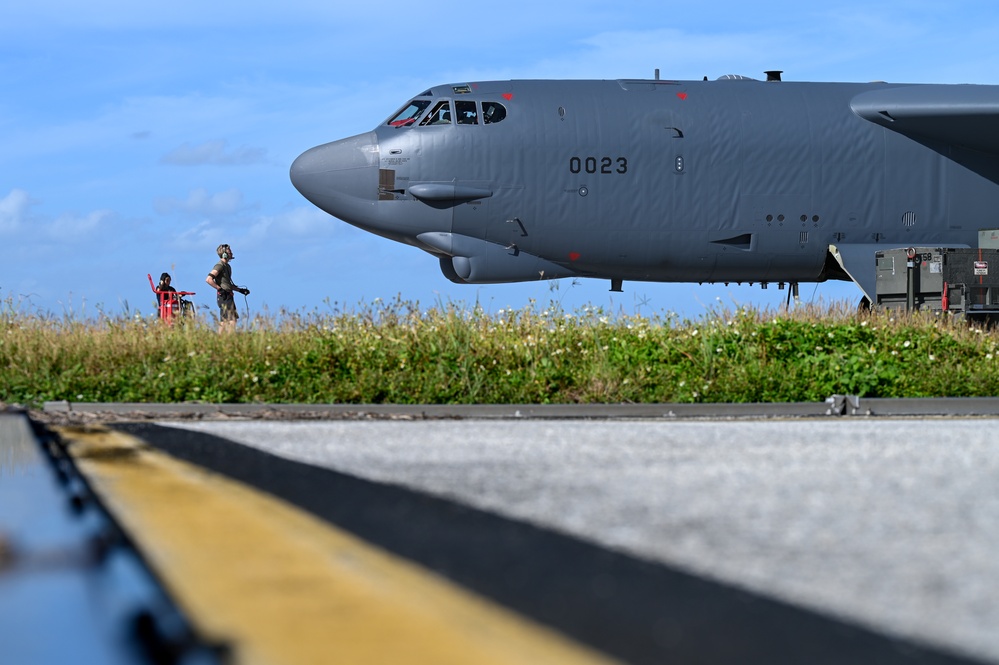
3,293,999,406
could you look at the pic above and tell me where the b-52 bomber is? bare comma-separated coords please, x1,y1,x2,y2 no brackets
290,71,999,304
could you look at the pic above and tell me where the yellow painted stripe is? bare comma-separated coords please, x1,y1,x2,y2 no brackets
57,426,621,665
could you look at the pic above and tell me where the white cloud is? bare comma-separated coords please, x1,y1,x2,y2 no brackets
246,206,333,241
160,139,267,166
167,206,334,254
171,220,217,250
155,188,245,216
0,188,114,241
429,12,999,86
0,189,32,233
47,209,115,240
495,27,838,82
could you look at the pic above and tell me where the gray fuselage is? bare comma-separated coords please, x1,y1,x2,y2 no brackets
290,77,999,295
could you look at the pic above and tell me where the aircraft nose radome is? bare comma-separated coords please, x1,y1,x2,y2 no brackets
290,132,379,211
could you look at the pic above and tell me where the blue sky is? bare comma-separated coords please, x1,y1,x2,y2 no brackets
4,1,999,320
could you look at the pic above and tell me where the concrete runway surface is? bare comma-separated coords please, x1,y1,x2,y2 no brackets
107,417,999,665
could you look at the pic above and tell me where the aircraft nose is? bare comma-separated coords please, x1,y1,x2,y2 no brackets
290,131,379,213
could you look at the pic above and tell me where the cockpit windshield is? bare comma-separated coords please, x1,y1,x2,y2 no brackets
387,100,431,127
386,98,507,128
420,101,452,126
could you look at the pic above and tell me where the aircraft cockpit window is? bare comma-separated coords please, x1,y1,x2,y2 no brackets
482,102,507,124
456,100,478,125
420,101,453,126
390,99,503,128
387,100,431,127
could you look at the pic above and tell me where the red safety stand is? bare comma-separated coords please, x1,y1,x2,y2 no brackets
148,274,196,323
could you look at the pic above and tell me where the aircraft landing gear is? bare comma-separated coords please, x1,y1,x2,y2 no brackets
784,282,800,309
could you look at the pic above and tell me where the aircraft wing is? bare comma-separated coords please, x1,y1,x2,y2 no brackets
851,85,999,155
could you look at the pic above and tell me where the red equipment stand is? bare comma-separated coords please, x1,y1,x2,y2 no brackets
148,274,196,323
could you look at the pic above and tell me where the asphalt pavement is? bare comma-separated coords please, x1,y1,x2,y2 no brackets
115,417,999,664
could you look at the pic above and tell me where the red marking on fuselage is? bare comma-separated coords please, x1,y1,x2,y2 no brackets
677,92,688,100
569,252,581,261
502,93,513,101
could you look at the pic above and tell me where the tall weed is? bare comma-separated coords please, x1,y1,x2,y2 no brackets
3,293,998,405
